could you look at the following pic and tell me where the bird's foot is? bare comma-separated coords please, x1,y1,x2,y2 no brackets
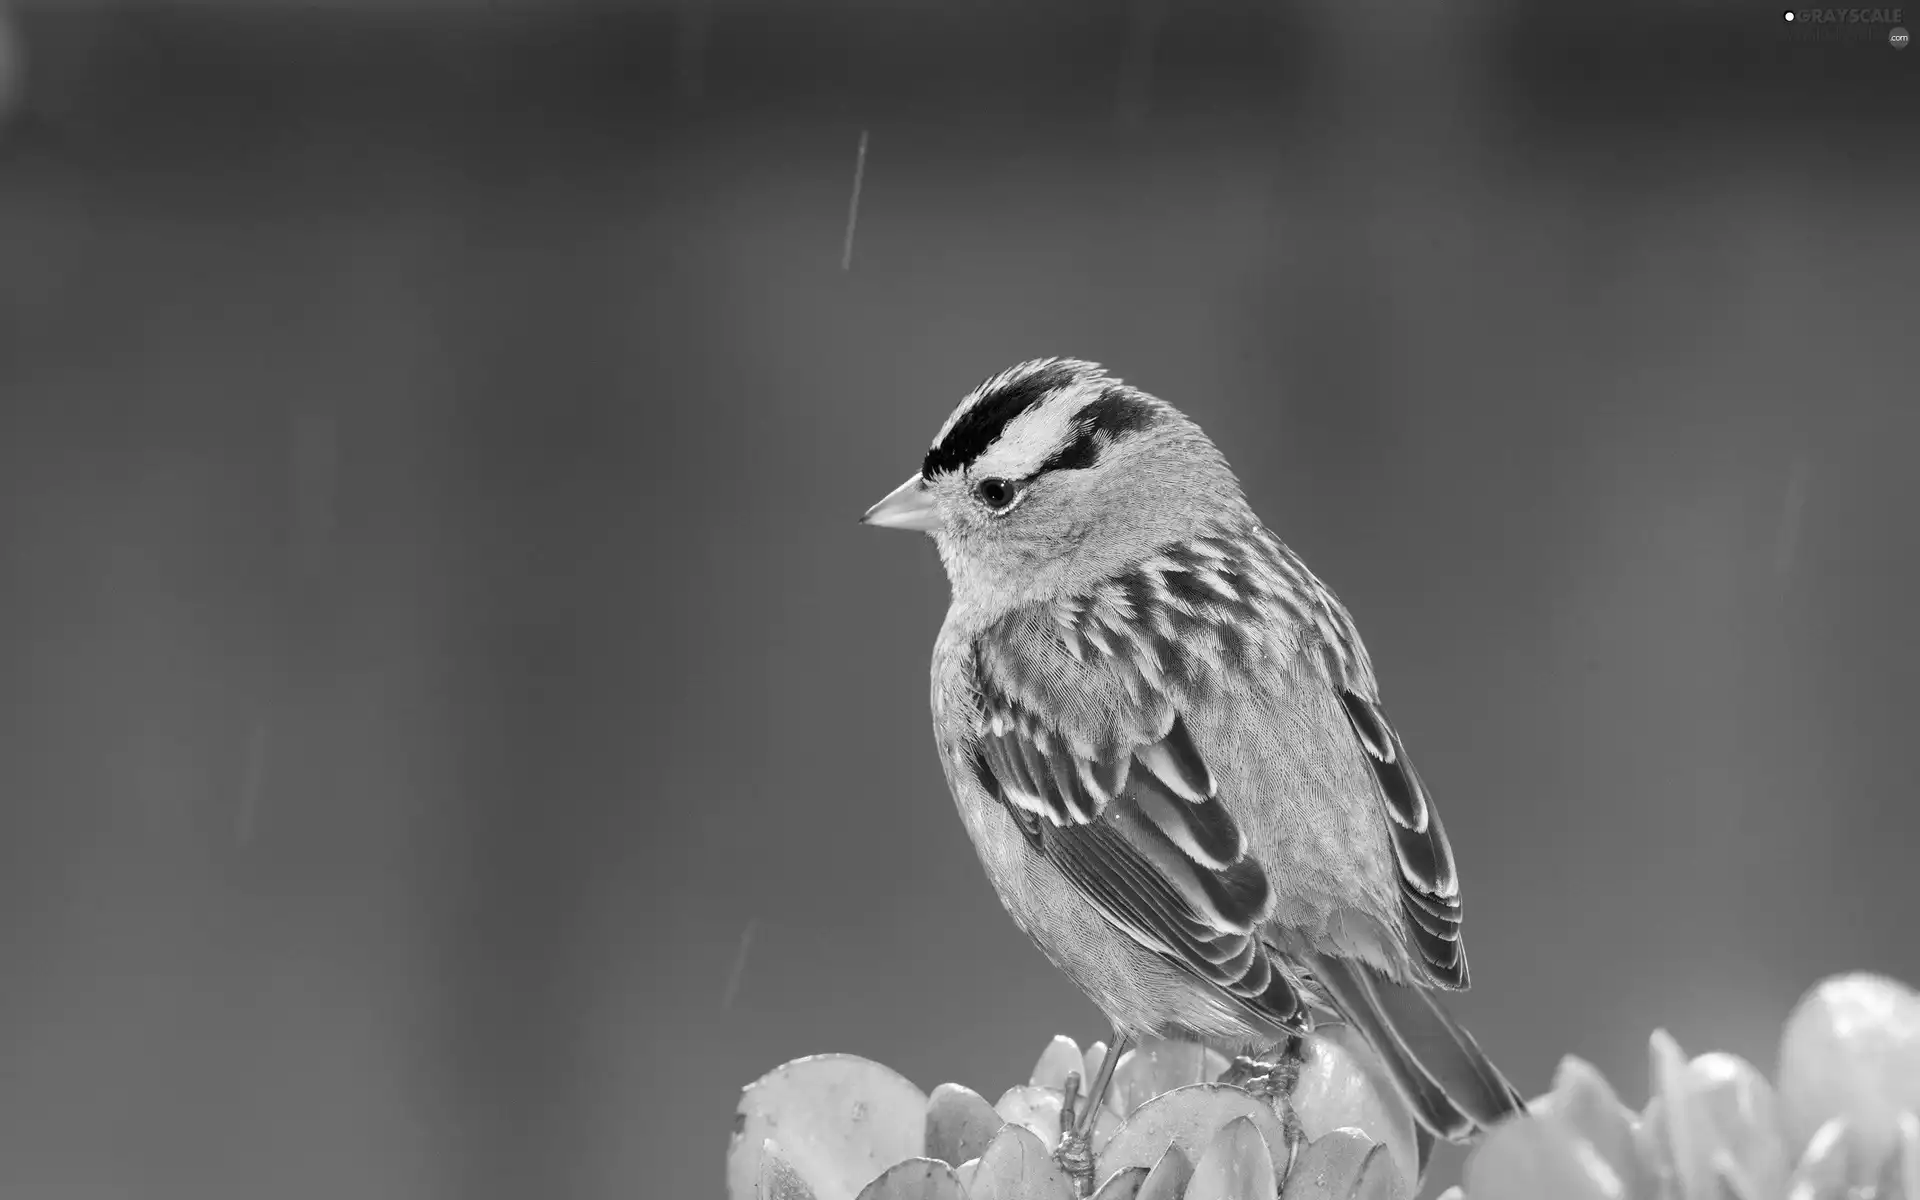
1053,1071,1097,1197
1220,1036,1307,1180
1217,1053,1275,1092
1053,1126,1095,1197
1277,1096,1307,1181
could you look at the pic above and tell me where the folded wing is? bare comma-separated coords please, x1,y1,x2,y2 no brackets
972,684,1304,1032
1336,689,1468,989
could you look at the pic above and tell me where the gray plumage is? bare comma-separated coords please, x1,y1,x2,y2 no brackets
863,358,1525,1147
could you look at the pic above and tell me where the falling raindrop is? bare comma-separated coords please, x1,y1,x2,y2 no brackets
721,916,760,1008
841,130,869,272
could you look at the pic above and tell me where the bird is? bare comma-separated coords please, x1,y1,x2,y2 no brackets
861,358,1526,1188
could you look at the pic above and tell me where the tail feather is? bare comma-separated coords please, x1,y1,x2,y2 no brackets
1305,953,1526,1143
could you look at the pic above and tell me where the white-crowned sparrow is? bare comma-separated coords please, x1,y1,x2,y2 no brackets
863,359,1524,1184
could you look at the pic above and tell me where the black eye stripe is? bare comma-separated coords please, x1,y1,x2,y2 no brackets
923,361,1082,480
1039,429,1100,474
1038,386,1159,475
1077,387,1159,440
925,364,1162,486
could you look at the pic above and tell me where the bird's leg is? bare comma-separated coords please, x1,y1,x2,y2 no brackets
1055,1070,1093,1195
1274,1032,1308,1178
1219,1034,1308,1179
1053,1028,1130,1196
1078,1030,1128,1138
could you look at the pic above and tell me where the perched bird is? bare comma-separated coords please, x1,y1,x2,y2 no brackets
862,358,1525,1185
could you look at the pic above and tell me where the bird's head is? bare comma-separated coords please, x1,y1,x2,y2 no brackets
863,359,1250,617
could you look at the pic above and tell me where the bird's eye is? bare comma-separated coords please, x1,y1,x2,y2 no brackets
975,477,1018,510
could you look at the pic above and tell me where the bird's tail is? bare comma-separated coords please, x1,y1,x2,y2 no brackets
1304,953,1527,1146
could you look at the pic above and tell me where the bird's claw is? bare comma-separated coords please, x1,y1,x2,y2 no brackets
1053,1125,1096,1197
1279,1100,1307,1181
1218,1053,1275,1092
1053,1070,1098,1196
1220,1037,1308,1183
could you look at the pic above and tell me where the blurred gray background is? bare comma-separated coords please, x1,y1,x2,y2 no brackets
0,2,1915,1197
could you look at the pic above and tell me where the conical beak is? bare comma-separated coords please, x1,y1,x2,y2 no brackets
861,474,941,532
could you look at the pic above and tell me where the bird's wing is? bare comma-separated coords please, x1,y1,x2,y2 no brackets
1263,535,1523,1138
1332,687,1467,988
1270,541,1468,992
1210,520,1469,991
968,600,1305,1031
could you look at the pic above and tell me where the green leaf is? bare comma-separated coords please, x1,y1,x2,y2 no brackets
1684,1052,1789,1200
1342,1141,1404,1200
1648,1029,1715,1200
1100,1084,1290,1187
1031,1035,1086,1092
1107,1040,1231,1119
1291,1025,1419,1191
1893,1110,1920,1200
1532,1056,1655,1199
995,1085,1065,1152
1134,1144,1192,1200
852,1158,966,1200
926,1083,1004,1168
1088,1165,1149,1200
1186,1116,1277,1200
1782,1114,1860,1200
759,1140,821,1200
727,1054,929,1200
967,1123,1079,1200
1280,1129,1399,1200
1461,1113,1625,1200
1777,973,1920,1175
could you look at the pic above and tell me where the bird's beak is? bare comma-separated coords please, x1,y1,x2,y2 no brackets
861,474,941,532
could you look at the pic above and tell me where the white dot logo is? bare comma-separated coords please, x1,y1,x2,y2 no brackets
1783,9,1795,19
